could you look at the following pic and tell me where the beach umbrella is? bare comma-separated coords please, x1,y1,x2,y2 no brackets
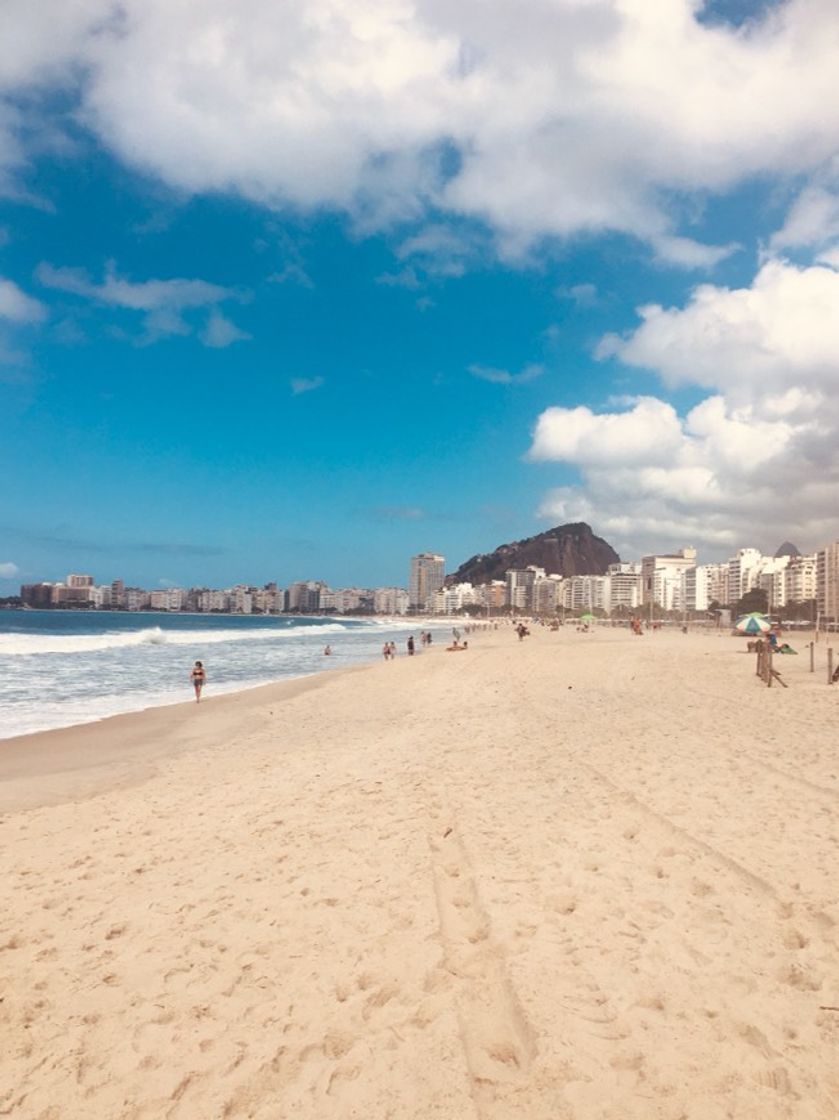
579,612,596,621
735,613,771,634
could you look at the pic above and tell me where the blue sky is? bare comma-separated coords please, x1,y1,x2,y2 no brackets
2,0,839,591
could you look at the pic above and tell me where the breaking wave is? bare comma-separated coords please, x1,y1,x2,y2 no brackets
0,622,354,657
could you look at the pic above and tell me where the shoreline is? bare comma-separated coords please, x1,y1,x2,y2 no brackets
0,614,457,743
0,657,376,813
0,668,316,747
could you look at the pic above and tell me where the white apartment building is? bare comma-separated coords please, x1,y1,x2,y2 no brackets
287,580,326,612
332,588,373,613
533,574,563,614
474,581,507,611
640,549,697,609
149,588,184,611
373,587,409,615
251,585,281,614
90,584,113,609
198,589,230,612
721,548,812,611
682,563,728,612
562,574,609,613
229,586,253,614
506,567,544,612
726,548,765,602
816,542,839,622
318,589,338,613
606,563,641,612
784,555,816,606
757,557,793,611
125,588,150,611
429,582,484,614
409,553,445,611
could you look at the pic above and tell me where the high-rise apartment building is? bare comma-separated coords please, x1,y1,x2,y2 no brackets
682,563,728,612
783,555,816,606
373,587,410,615
533,574,563,614
606,563,642,612
67,573,94,588
506,567,544,612
816,542,839,622
640,548,696,607
409,553,445,610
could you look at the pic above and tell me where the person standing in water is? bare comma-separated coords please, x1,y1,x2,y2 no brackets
190,660,206,702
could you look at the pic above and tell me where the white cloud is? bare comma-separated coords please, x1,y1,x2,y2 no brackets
817,245,839,268
200,311,250,348
556,282,598,308
267,263,313,288
290,375,324,395
0,561,20,579
770,159,839,254
36,261,245,342
375,266,421,289
530,256,839,556
0,276,46,322
469,362,543,385
529,397,683,466
597,259,839,394
36,262,231,311
5,0,839,258
651,235,739,270
771,185,839,252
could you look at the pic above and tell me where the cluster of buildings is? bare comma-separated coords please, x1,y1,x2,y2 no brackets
408,545,839,622
19,574,411,616
17,540,839,621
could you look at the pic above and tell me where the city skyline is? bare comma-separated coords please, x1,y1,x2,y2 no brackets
15,533,839,620
3,2,839,591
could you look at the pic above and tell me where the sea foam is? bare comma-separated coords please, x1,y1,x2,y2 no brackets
0,622,352,656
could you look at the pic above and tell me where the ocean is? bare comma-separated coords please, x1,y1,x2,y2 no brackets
0,610,450,740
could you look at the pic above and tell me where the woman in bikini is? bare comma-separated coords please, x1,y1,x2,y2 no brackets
190,660,206,702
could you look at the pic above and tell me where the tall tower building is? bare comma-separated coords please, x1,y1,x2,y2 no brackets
816,542,839,622
409,553,445,611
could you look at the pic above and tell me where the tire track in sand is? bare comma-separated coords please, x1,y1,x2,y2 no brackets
426,808,537,1118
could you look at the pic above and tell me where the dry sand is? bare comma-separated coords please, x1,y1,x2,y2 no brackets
1,626,838,1119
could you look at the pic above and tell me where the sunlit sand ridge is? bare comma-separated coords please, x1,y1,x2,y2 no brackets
1,626,837,1119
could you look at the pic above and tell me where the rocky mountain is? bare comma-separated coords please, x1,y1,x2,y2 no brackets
447,522,620,585
774,541,800,558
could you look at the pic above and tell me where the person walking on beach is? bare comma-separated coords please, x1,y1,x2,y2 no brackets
407,635,415,656
190,660,206,702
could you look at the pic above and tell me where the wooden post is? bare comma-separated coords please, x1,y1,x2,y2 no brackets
829,648,835,685
810,641,815,673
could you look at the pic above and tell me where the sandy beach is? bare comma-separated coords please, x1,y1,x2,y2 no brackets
1,625,838,1119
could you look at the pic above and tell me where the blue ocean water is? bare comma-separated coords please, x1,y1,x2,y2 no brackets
0,611,447,739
